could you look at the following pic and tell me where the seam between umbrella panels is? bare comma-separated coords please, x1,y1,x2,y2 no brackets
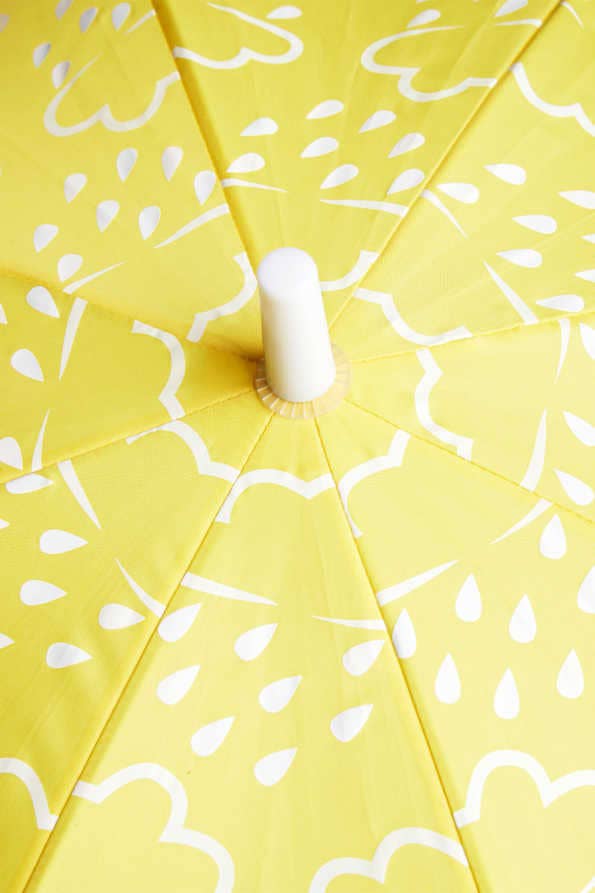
149,0,262,282
350,306,595,367
313,417,481,893
328,0,562,335
346,397,595,532
20,409,274,893
0,386,253,488
0,260,251,364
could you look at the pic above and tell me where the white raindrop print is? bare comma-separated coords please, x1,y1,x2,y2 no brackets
539,515,566,559
493,669,520,719
234,623,278,661
509,595,536,643
557,650,584,699
392,610,416,658
330,705,373,742
259,675,302,712
455,575,482,622
435,654,461,704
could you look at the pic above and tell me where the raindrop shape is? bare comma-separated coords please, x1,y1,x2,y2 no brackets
162,146,183,181
437,182,479,203
407,9,440,26
267,5,302,18
509,595,536,643
580,323,595,359
194,171,216,206
539,515,566,560
301,137,338,158
6,474,52,494
560,190,595,209
557,650,584,699
321,164,358,190
0,633,13,649
307,99,344,119
455,574,482,622
537,295,584,312
158,604,201,642
0,437,23,470
157,664,200,705
64,173,87,202
227,153,265,174
389,132,425,157
241,117,278,136
259,675,302,712
52,60,70,88
360,110,396,133
330,704,373,742
342,639,384,676
96,200,119,232
555,469,593,506
117,147,137,181
33,42,51,67
0,13,7,32
435,654,461,704
513,214,556,234
79,7,97,31
58,254,83,282
392,610,416,658
493,669,520,719
46,642,91,668
21,580,66,606
33,226,59,255
99,603,145,630
55,0,72,18
485,163,526,185
234,623,278,661
496,0,527,15
564,411,595,446
191,716,234,756
578,567,595,614
497,249,542,268
577,268,595,282
11,349,44,382
40,529,87,554
111,2,130,29
254,747,297,785
139,206,160,240
388,168,424,194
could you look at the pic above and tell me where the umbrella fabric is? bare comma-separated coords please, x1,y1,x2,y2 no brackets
0,1,594,891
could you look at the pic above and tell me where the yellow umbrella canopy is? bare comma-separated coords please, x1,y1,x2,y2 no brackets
1,0,594,891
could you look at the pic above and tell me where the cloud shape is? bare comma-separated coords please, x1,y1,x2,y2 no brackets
454,749,595,828
309,827,468,891
74,763,234,892
0,758,57,831
44,60,180,136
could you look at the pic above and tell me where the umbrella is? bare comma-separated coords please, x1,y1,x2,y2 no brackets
0,0,593,890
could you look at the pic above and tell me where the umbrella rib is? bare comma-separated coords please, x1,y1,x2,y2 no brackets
346,397,595,532
0,260,251,362
0,262,139,334
0,387,253,488
20,407,274,893
313,417,482,893
328,0,563,337
350,307,595,367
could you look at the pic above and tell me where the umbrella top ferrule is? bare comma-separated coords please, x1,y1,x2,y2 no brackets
257,248,339,408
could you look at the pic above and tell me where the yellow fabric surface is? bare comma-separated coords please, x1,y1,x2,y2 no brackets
0,0,593,891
